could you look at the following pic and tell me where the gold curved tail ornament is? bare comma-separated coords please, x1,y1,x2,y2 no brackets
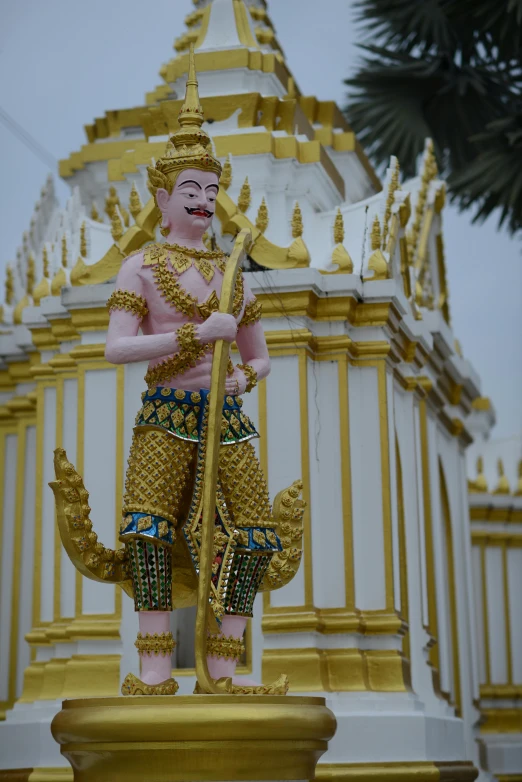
260,480,305,592
50,448,133,598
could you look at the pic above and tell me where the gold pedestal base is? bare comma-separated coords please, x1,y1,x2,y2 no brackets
51,695,336,782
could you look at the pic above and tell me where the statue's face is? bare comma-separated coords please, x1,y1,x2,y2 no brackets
156,168,219,240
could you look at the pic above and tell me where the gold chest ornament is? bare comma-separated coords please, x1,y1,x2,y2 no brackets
143,243,244,320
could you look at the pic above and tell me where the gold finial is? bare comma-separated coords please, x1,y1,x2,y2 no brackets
5,265,14,305
91,201,103,222
221,155,232,190
80,222,88,257
328,209,353,273
382,158,400,249
515,460,522,496
33,247,51,305
61,234,68,268
129,183,143,220
178,44,204,129
26,253,35,296
291,202,303,239
407,139,438,261
371,215,382,251
105,186,119,220
111,207,124,242
147,43,221,198
473,456,488,493
238,177,251,213
256,198,269,233
42,246,50,278
493,458,510,495
334,208,344,245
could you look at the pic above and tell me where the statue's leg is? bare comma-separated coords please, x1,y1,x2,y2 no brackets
120,426,196,694
206,615,251,684
207,441,274,685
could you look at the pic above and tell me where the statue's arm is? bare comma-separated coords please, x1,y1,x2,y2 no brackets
235,320,270,381
105,254,180,364
234,284,270,390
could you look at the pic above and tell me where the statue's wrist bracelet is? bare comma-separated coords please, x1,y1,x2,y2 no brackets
237,363,258,393
176,322,200,350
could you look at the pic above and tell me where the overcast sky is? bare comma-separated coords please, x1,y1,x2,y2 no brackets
0,0,520,440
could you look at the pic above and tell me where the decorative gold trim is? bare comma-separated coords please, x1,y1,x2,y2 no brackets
316,761,478,782
262,647,410,692
135,632,176,657
481,708,522,733
106,289,148,320
206,634,245,661
439,461,462,715
121,673,179,696
419,401,440,674
236,362,257,393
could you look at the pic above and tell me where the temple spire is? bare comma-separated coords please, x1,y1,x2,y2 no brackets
178,44,204,129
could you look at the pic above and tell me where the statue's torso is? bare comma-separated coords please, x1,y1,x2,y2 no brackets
124,246,247,391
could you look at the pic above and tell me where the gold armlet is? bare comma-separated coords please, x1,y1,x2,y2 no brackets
240,298,262,327
237,363,258,393
176,322,200,351
207,634,245,661
107,289,148,320
134,632,176,657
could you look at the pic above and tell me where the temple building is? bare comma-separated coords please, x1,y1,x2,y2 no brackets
0,0,521,780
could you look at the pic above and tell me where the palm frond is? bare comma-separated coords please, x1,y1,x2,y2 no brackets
450,109,522,232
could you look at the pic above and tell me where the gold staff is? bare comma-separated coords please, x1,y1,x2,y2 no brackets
194,227,252,694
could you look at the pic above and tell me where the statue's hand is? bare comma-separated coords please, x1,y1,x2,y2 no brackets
225,367,248,395
197,313,237,344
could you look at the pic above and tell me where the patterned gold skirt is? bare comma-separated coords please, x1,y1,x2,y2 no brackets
119,387,280,618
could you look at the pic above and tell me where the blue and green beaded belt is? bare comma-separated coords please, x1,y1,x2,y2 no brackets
135,386,259,444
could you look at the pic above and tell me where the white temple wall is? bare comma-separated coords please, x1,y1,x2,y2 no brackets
0,273,491,779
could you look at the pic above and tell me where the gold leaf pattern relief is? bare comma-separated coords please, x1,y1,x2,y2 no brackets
107,289,149,320
240,298,262,327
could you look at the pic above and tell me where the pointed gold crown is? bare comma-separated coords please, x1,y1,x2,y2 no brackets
147,44,222,200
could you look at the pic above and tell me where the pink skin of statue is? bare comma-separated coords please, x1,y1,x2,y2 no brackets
106,169,269,685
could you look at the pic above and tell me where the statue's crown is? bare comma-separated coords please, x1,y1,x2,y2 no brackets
148,44,222,197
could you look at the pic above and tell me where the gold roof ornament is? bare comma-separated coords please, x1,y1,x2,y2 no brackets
364,215,388,281
255,198,269,233
329,209,353,274
220,155,232,191
147,44,222,202
105,186,129,227
493,459,510,495
515,460,522,497
91,201,103,223
61,234,68,268
5,264,14,306
13,255,35,324
129,183,143,221
26,253,35,296
111,207,124,242
33,246,51,305
80,222,88,258
472,456,488,494
51,234,69,296
408,139,438,264
238,177,252,213
291,202,303,239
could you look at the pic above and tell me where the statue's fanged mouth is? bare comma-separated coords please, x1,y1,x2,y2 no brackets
185,207,213,218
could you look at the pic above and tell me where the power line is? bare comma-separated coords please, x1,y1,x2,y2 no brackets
0,105,58,173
